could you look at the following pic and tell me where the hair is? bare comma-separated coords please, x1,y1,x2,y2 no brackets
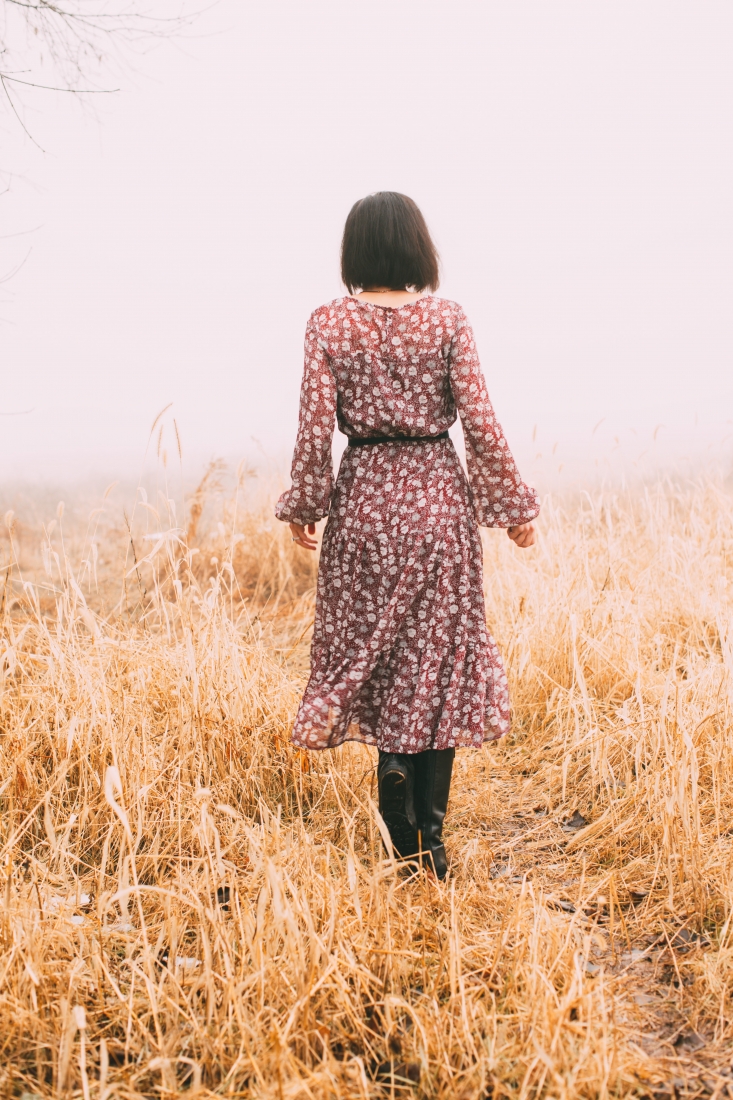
340,192,440,294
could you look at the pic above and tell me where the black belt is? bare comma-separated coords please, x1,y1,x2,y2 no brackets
347,431,449,448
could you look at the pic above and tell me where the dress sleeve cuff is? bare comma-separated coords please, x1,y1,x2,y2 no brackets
275,491,330,526
473,489,540,528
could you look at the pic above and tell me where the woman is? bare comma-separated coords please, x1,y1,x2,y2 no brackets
276,192,538,878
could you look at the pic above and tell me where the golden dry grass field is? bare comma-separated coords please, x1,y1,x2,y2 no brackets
1,467,733,1099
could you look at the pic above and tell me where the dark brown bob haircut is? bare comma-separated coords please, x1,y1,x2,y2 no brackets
341,192,440,294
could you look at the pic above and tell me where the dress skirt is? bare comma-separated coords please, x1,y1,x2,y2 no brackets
290,436,510,754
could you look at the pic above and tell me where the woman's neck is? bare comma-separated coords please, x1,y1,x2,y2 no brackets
354,287,425,307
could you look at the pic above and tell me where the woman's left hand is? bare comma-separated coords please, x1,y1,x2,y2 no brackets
289,522,318,550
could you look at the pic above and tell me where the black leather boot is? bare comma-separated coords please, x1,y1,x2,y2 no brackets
377,752,419,860
414,748,455,879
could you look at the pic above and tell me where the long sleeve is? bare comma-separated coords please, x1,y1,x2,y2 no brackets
275,312,337,525
448,308,540,528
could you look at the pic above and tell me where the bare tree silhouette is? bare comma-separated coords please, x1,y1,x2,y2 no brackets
1,1,201,144
0,1,204,309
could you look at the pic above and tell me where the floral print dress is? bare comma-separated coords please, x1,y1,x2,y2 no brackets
276,296,539,753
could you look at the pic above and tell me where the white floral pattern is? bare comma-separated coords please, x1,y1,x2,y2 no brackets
276,296,539,752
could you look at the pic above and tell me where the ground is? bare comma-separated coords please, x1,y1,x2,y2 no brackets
1,470,732,1098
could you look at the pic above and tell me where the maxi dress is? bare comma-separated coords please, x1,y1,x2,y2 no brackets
276,296,540,754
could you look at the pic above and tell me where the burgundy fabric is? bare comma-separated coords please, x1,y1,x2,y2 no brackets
276,296,539,752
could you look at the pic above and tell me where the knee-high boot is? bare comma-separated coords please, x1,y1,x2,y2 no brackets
377,751,419,859
414,748,455,879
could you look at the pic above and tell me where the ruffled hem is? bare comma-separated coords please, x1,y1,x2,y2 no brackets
291,721,506,753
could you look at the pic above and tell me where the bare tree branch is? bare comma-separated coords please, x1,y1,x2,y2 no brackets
0,1,206,300
0,243,31,280
0,69,45,147
0,69,119,91
1,1,202,108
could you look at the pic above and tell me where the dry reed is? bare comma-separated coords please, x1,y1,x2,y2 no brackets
1,472,732,1098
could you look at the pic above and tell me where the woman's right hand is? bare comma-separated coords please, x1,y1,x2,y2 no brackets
507,522,536,549
289,522,318,550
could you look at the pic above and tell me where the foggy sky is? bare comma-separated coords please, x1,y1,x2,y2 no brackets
2,0,732,487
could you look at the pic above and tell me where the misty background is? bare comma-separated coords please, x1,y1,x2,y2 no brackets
2,0,732,496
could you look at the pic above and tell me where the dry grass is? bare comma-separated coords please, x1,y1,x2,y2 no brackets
1,470,733,1098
